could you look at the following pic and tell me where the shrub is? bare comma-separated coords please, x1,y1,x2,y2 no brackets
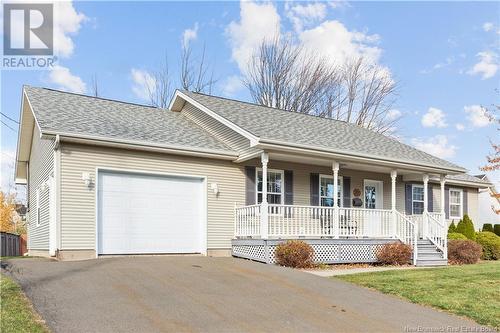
447,240,482,264
475,232,500,260
482,224,494,233
448,232,467,240
456,215,476,241
448,221,457,233
495,224,500,237
376,242,412,265
275,240,314,268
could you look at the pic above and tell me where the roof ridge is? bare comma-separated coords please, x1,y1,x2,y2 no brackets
25,85,162,110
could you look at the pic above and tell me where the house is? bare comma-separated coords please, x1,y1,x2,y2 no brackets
476,175,500,230
15,86,491,265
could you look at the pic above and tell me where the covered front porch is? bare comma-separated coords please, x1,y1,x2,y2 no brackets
232,152,449,266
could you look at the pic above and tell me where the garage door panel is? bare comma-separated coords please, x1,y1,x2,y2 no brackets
98,171,204,254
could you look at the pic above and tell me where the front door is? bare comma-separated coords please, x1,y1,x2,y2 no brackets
364,180,384,236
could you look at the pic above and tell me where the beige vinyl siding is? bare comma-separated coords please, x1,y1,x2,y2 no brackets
27,126,54,250
245,159,406,210
182,103,251,152
59,143,245,250
432,185,479,228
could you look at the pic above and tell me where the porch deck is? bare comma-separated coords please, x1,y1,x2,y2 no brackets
233,204,447,266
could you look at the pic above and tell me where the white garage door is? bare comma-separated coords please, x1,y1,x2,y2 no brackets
97,171,205,255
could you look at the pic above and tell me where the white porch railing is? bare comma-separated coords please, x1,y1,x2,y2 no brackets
235,204,415,241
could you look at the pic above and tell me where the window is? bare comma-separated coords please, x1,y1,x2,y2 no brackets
412,185,424,215
35,188,41,227
449,189,463,219
319,175,343,207
256,169,284,204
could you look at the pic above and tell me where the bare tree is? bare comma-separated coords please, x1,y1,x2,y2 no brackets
244,36,336,115
90,74,99,97
245,36,399,134
147,55,173,109
180,44,216,93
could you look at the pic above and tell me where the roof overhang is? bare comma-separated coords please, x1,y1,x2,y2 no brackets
40,131,239,161
403,174,492,189
254,141,467,175
15,89,40,184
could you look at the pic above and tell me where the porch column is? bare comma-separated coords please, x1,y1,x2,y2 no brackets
440,175,446,218
332,161,340,238
391,170,397,238
423,174,429,238
260,152,269,239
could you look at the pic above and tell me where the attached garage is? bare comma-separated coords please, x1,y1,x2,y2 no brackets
97,170,206,255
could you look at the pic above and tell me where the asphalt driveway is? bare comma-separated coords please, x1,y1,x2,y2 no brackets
2,256,484,333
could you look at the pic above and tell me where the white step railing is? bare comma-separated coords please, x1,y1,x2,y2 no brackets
425,212,447,256
395,211,418,264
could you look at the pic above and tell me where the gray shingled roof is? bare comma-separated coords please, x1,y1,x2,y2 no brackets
446,174,491,185
24,86,235,154
183,91,465,171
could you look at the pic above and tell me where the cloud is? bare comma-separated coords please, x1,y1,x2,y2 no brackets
220,75,245,97
464,104,491,127
285,2,327,32
0,149,26,201
48,65,86,93
226,1,281,73
131,68,156,101
411,135,457,159
386,109,401,121
421,107,447,128
483,22,494,32
420,56,454,74
455,123,465,131
468,51,498,79
299,20,381,67
53,1,87,58
182,22,199,48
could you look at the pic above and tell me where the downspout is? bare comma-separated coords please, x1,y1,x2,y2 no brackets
54,135,61,256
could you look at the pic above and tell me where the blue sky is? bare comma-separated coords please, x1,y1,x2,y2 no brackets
1,1,499,193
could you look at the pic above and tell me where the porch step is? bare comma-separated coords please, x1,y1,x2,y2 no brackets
416,239,447,267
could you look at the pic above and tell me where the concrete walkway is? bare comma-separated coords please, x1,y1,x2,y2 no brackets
3,257,484,333
303,265,428,277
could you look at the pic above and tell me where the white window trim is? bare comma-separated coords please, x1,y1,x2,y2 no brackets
412,184,424,215
449,188,463,219
35,187,41,227
319,174,343,207
255,168,284,205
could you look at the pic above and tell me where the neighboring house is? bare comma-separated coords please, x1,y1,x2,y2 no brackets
476,175,500,229
15,86,491,265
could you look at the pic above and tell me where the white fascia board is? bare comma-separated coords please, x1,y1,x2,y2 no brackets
41,131,238,160
170,90,260,144
256,139,467,174
256,141,466,175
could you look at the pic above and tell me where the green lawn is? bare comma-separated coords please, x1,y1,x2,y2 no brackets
336,261,500,329
0,274,48,333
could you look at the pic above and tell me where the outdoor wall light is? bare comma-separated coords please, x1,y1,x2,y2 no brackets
82,172,92,188
210,183,219,195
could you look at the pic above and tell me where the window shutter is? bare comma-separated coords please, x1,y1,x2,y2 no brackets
310,173,319,206
444,186,450,219
428,184,433,212
284,170,293,205
463,188,468,215
405,184,412,215
343,177,351,207
245,166,256,205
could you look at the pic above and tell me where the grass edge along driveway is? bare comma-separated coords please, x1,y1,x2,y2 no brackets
1,273,48,333
336,261,500,329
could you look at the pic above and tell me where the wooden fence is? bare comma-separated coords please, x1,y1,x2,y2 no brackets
1,232,21,257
